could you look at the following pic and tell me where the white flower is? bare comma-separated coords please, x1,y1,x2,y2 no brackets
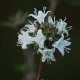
52,34,71,56
28,6,51,24
25,24,35,33
56,18,72,36
17,30,34,49
48,16,56,24
33,29,46,48
38,48,56,63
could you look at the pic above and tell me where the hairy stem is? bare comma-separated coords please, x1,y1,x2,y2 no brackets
37,55,42,80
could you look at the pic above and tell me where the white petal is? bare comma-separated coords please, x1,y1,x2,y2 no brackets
44,11,51,17
38,48,56,62
28,14,37,19
57,46,65,56
22,42,27,49
50,49,56,61
25,24,35,32
56,19,70,36
28,8,51,24
48,16,53,24
42,53,47,62
38,11,44,17
34,29,46,48
52,34,71,56
61,41,71,47
18,30,34,49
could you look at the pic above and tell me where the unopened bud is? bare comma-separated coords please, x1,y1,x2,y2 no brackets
48,37,53,41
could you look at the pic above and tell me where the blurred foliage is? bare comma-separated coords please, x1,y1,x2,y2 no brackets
1,11,29,29
60,0,80,6
14,63,27,72
14,63,36,72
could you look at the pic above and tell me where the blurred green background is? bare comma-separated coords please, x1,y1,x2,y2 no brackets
0,0,80,80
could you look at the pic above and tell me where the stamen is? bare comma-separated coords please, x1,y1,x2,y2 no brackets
50,61,51,64
67,26,72,31
43,6,46,13
64,17,66,21
34,20,38,24
59,19,62,21
65,47,71,50
17,44,21,46
64,47,71,53
28,20,33,24
54,15,55,23
64,48,69,53
66,38,71,41
33,8,37,15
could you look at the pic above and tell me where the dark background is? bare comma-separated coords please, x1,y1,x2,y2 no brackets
0,0,80,80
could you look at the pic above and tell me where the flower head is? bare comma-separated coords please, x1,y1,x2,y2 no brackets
17,6,72,63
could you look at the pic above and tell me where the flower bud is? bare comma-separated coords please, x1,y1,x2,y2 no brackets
48,37,53,41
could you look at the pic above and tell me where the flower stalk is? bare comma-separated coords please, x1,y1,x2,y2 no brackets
37,55,42,80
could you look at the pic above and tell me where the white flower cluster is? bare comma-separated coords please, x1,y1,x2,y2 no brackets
17,7,72,64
